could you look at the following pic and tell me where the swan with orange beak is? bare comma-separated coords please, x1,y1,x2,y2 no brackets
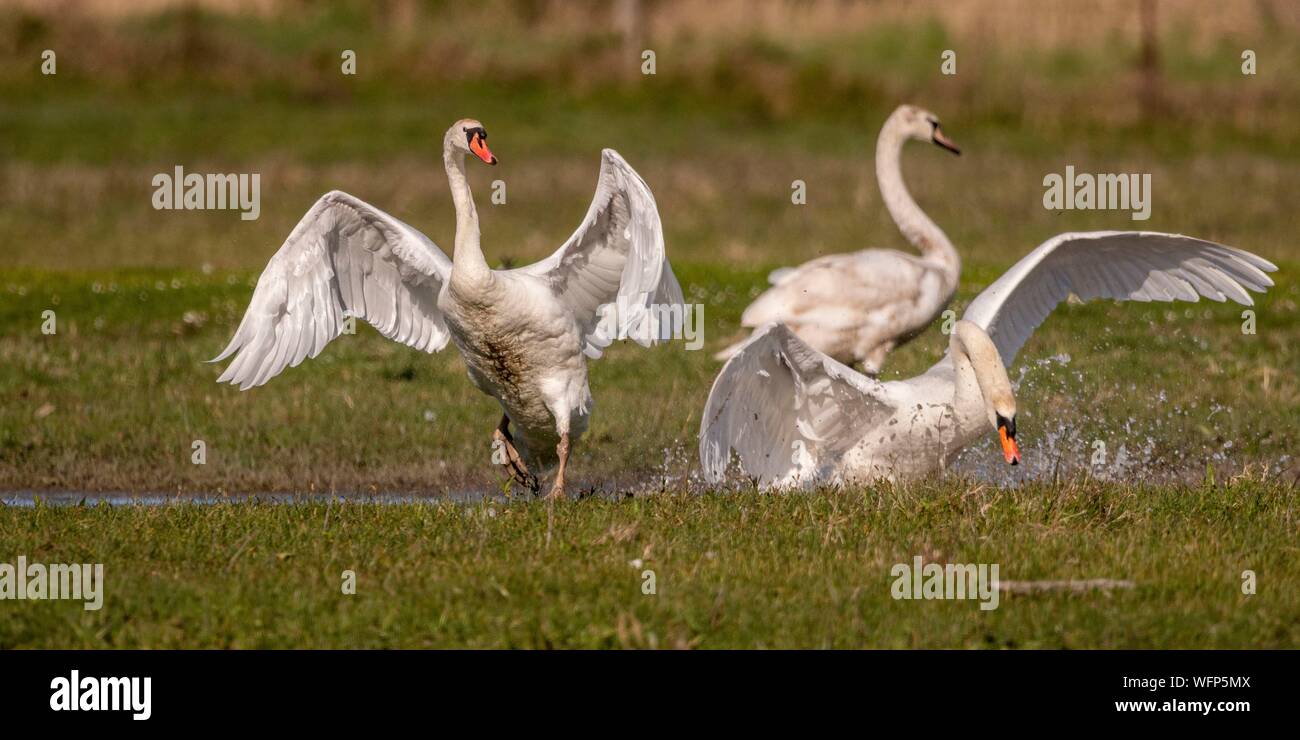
701,231,1275,488
213,118,684,500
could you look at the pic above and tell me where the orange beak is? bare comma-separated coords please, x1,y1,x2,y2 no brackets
469,133,497,165
999,426,1021,466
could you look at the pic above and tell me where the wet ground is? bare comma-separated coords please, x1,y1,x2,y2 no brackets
0,490,494,508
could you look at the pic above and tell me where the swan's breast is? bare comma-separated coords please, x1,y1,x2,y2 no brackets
440,273,589,429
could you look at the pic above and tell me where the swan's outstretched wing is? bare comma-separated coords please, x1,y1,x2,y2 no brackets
962,231,1277,367
212,191,453,390
518,149,683,358
699,323,897,486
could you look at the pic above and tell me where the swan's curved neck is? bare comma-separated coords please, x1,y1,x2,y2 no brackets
948,322,1013,447
876,122,959,283
444,141,491,286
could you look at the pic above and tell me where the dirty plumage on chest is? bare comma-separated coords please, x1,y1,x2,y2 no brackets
451,314,533,391
454,321,568,470
472,331,530,390
446,303,557,408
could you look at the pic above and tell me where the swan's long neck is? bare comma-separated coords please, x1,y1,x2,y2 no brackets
876,122,960,284
948,321,1014,448
444,139,492,287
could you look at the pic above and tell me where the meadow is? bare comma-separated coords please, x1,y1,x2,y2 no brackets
0,1,1297,647
3,480,1295,649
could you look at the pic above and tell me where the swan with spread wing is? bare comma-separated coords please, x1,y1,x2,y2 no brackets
213,119,683,499
700,231,1276,487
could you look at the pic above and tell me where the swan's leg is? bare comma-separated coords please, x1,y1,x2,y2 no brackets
545,433,570,500
492,415,537,492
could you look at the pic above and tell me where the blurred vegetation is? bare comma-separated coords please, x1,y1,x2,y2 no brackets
3,0,1300,160
1,1,1297,270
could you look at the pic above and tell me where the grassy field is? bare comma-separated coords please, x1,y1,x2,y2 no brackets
3,480,1296,648
1,1,1298,648
1,261,1296,494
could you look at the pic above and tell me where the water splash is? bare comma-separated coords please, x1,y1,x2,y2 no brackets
952,352,1261,486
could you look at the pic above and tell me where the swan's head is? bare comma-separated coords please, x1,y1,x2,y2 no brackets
994,410,1020,466
889,105,961,156
984,367,1019,465
981,361,1019,466
447,118,497,165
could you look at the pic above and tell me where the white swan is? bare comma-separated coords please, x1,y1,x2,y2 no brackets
213,119,683,498
700,231,1276,487
714,105,962,374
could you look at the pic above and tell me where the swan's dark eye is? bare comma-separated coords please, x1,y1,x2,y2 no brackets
996,413,1016,439
464,127,487,147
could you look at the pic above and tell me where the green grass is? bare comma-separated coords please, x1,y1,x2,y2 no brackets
1,263,1295,493
2,480,1295,648
1,4,1298,648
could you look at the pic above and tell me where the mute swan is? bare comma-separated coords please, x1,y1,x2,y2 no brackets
714,104,962,374
699,231,1276,487
213,119,683,499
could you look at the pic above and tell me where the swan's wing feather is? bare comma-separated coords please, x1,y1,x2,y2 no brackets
699,323,897,486
212,191,452,390
517,149,683,358
962,231,1276,367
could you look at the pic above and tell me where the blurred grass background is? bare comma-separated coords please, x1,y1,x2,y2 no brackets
0,0,1297,492
4,0,1299,270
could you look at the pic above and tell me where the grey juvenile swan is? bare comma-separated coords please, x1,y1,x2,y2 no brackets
715,104,962,374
